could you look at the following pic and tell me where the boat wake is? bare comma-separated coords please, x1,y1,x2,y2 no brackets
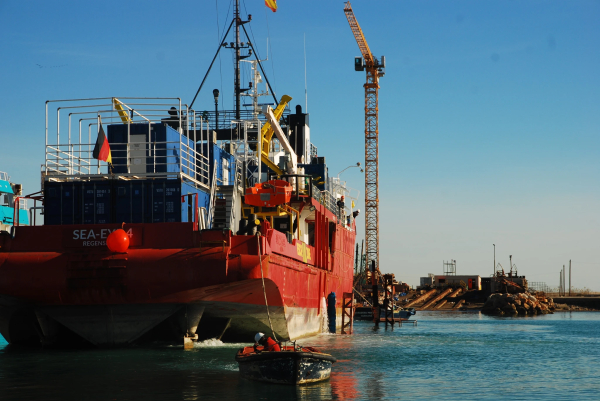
193,338,249,348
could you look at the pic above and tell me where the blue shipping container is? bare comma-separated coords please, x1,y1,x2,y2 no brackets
107,123,196,175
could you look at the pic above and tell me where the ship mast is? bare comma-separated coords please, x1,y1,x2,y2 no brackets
229,0,251,120
234,1,242,120
189,0,279,115
241,59,270,121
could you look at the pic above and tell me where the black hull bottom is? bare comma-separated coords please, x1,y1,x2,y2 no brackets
0,301,287,348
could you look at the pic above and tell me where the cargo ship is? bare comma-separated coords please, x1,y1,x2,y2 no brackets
0,2,357,347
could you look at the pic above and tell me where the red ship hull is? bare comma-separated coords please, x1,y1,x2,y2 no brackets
0,201,355,346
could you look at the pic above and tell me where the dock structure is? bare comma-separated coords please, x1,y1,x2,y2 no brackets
433,300,448,310
421,288,454,310
452,299,466,310
382,274,395,328
341,292,354,334
399,286,476,311
404,289,437,308
377,318,417,326
552,297,600,310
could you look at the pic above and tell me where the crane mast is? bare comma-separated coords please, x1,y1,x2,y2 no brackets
344,2,385,272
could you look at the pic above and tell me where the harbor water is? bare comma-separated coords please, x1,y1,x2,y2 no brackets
1,311,599,400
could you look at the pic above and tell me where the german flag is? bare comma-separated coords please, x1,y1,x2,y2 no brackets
92,117,112,164
265,0,277,12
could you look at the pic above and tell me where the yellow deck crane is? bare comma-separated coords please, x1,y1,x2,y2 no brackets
344,2,385,275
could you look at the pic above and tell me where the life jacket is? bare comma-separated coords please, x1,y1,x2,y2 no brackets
265,337,281,352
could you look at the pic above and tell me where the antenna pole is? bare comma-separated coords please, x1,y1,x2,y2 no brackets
234,0,241,119
304,33,308,112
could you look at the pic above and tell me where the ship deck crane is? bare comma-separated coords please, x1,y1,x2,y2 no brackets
344,2,385,273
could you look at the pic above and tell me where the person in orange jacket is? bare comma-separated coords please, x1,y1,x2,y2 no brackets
254,332,281,352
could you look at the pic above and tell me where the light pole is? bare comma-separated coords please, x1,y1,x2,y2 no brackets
334,162,363,215
213,89,220,129
493,244,495,277
336,162,363,180
335,162,363,199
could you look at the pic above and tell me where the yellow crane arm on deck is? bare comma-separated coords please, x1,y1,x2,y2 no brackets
259,95,292,175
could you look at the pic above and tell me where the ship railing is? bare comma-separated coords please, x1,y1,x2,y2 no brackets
311,184,320,201
310,184,339,216
46,98,183,150
45,97,214,188
197,109,290,130
44,139,210,189
321,190,338,214
330,177,359,216
45,144,93,176
0,172,9,181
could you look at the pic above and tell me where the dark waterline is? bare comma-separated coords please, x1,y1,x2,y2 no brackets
1,311,599,400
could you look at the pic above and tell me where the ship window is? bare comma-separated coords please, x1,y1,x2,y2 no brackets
329,222,336,252
1,194,8,206
307,222,315,246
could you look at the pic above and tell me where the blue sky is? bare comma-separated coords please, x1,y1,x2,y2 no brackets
0,0,598,289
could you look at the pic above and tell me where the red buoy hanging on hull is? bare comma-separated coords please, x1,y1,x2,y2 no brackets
106,229,130,253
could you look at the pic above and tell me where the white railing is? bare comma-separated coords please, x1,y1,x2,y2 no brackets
44,97,213,189
0,172,8,181
208,160,218,228
44,144,93,176
321,190,337,214
45,140,210,187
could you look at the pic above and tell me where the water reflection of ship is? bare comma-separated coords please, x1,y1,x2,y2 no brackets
330,371,360,400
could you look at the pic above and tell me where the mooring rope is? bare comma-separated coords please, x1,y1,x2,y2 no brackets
257,234,278,341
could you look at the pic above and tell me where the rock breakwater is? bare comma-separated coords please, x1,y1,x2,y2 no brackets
482,293,555,316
